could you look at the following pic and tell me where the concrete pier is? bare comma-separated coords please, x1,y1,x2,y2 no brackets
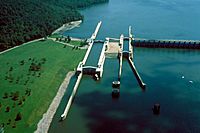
91,21,102,40
96,39,107,77
118,34,124,81
128,58,146,89
129,26,133,59
121,26,146,89
61,73,83,120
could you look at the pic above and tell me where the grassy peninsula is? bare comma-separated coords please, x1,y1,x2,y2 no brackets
0,39,86,133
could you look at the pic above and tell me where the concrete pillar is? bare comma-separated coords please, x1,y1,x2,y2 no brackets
162,41,165,48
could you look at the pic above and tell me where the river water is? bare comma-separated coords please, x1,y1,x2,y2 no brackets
49,0,200,132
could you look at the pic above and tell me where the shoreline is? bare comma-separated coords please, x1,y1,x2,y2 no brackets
1,20,84,132
0,20,83,55
34,71,75,133
52,20,82,35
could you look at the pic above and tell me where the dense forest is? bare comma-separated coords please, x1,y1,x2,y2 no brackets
0,0,108,51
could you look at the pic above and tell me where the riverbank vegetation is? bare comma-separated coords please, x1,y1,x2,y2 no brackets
0,0,109,51
0,39,86,132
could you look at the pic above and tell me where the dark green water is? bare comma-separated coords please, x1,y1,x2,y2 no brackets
49,0,200,132
124,40,130,52
85,43,103,66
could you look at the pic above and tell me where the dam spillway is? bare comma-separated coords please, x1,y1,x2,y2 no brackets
133,38,200,49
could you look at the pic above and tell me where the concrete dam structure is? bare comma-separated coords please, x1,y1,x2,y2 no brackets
133,38,200,49
61,21,199,120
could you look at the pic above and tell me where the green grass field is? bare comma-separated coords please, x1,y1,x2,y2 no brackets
0,39,86,133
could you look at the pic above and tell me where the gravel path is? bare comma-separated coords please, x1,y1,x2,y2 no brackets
48,37,88,49
34,71,75,133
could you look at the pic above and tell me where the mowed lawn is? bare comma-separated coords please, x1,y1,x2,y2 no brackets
0,39,86,133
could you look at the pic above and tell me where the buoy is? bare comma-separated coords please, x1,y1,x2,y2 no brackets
181,76,184,79
152,104,160,115
189,80,193,83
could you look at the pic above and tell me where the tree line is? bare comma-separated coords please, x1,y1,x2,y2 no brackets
0,0,109,51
